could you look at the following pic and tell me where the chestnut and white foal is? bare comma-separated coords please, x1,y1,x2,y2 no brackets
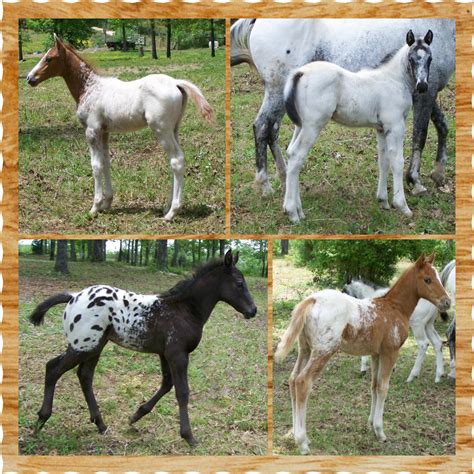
282,30,433,223
26,35,214,220
274,253,450,454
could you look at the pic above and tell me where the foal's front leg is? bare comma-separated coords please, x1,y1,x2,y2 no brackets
375,131,390,211
168,352,196,446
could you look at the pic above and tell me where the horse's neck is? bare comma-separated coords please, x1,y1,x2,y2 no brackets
62,51,98,105
378,46,413,92
383,267,419,320
183,274,221,325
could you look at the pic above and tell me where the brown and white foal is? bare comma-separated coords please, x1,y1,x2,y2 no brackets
274,253,450,454
26,34,214,220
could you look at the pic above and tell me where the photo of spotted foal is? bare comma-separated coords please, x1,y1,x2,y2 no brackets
26,34,214,220
274,253,450,454
30,250,257,445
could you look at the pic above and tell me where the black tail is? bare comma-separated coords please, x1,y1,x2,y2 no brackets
285,72,303,128
29,293,73,326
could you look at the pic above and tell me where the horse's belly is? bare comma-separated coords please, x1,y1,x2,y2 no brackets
340,340,373,356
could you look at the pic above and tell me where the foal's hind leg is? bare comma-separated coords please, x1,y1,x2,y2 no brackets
36,346,84,432
376,131,390,211
86,127,109,216
129,355,173,425
100,132,113,211
430,100,449,186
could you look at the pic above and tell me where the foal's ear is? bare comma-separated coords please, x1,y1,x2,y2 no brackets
232,251,240,266
53,33,64,49
224,249,233,267
424,30,433,46
426,252,436,264
415,252,426,268
406,30,415,47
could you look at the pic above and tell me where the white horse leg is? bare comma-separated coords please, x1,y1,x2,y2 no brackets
159,132,185,221
360,355,370,374
386,126,412,217
286,339,310,439
425,320,444,383
86,127,106,216
284,125,321,223
406,322,429,383
293,349,334,454
376,131,390,210
101,132,113,210
368,354,379,427
372,351,398,442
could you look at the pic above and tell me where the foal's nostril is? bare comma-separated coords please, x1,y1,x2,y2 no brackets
416,82,428,93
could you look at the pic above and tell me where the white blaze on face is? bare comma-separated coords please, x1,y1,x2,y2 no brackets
27,48,51,82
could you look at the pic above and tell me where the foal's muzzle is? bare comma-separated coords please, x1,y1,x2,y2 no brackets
26,75,39,87
244,306,257,319
416,81,428,94
437,296,451,312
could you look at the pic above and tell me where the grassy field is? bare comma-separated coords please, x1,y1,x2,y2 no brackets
272,255,455,455
19,46,225,234
231,67,456,235
19,255,267,455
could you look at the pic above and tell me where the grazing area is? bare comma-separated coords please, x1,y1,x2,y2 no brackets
19,28,225,234
272,243,455,455
231,67,455,235
19,242,267,455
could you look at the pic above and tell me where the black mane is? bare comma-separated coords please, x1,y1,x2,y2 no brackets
375,50,397,68
160,258,225,301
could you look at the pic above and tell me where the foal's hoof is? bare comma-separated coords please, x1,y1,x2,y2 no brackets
431,170,445,186
97,424,108,434
378,199,390,211
185,436,198,447
34,417,47,434
411,183,427,196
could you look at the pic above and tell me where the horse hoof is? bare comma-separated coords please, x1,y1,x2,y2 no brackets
98,425,108,435
411,183,427,196
431,170,445,186
185,437,198,447
378,199,390,211
283,429,294,440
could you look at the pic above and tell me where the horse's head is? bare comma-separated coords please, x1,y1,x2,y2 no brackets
414,252,451,312
406,30,433,94
220,249,257,319
26,34,68,87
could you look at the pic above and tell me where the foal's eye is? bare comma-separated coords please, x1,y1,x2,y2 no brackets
236,281,243,288
424,277,432,284
45,57,52,63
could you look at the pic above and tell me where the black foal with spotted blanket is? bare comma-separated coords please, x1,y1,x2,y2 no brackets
29,250,257,446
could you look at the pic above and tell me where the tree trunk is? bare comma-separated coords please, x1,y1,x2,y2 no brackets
156,240,168,270
69,241,77,261
118,240,123,262
281,240,289,256
55,240,69,274
150,20,158,59
19,19,24,61
171,240,179,267
210,19,215,57
80,240,86,260
49,240,56,261
219,240,225,257
166,19,171,58
260,241,267,277
121,21,128,52
102,19,108,45
212,240,218,257
90,240,105,262
145,241,150,266
197,240,202,262
191,240,196,265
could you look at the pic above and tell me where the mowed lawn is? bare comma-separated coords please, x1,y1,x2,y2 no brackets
19,256,268,455
272,256,455,455
19,48,225,234
231,66,455,235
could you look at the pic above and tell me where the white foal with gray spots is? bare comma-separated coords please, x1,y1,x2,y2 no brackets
275,253,450,454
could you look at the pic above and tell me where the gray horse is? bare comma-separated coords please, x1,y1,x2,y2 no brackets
231,19,455,197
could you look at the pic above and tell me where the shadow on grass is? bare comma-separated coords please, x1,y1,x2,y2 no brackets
107,203,214,219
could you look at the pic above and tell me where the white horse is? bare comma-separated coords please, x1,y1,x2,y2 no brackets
26,35,214,220
343,259,456,382
282,30,433,223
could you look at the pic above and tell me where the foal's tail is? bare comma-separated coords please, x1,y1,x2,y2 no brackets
284,71,304,128
230,19,256,67
29,293,73,326
274,296,315,363
176,80,215,125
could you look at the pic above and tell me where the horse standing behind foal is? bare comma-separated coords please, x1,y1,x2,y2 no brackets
26,34,214,220
282,30,433,223
29,250,257,446
274,253,450,454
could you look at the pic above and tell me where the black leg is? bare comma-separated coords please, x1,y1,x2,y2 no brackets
129,355,173,425
430,100,449,185
77,347,107,434
36,346,83,432
168,353,196,446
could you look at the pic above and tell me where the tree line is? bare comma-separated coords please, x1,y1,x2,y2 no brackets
25,240,268,278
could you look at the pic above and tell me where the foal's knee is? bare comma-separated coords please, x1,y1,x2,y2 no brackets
170,155,184,176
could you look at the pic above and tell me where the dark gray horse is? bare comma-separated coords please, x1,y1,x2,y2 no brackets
231,19,455,197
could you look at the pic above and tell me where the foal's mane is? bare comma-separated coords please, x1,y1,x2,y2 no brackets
61,41,97,72
160,258,225,301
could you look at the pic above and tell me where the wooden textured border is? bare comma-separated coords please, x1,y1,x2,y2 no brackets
2,1,473,472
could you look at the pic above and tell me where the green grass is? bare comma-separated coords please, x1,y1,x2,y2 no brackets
19,255,268,455
231,67,455,235
19,48,225,234
272,255,455,455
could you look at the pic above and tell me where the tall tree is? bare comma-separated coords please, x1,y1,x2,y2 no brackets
281,240,289,256
156,240,168,270
90,240,106,262
171,240,180,267
166,19,171,58
19,19,25,61
219,240,226,256
121,20,128,52
55,240,69,274
69,240,77,261
150,19,158,60
210,19,215,57
49,240,56,261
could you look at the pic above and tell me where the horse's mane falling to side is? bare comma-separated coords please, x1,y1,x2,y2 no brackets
160,258,225,301
60,39,97,72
